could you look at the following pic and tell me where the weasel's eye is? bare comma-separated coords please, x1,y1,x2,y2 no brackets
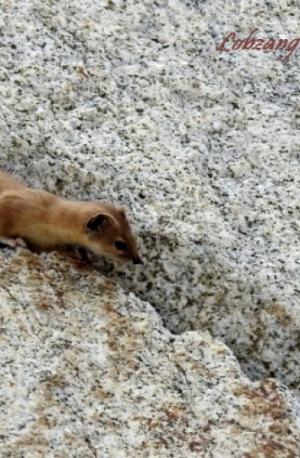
115,240,127,251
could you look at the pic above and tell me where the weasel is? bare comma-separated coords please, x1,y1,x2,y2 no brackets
0,170,142,264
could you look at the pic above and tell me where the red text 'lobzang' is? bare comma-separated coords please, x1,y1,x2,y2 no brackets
216,29,299,62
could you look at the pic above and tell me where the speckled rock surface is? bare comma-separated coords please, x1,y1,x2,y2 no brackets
0,249,300,457
1,0,300,453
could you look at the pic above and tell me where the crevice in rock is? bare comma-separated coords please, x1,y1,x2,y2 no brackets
85,232,300,401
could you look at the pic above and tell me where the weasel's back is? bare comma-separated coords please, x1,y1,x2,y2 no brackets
0,170,25,194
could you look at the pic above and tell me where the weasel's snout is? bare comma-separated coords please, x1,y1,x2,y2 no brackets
133,256,143,265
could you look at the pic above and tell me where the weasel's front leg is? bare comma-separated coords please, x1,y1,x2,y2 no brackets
0,237,27,249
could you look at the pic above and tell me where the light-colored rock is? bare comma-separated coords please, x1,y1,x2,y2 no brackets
0,249,299,457
1,1,300,390
0,0,300,454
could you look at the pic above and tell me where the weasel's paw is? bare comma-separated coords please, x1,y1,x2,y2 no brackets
0,237,27,249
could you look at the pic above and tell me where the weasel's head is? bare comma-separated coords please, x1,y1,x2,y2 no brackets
84,205,142,265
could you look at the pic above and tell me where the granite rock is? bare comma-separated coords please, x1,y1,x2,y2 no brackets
0,249,299,457
0,0,300,454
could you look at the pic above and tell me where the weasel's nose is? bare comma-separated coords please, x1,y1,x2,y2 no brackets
133,256,143,265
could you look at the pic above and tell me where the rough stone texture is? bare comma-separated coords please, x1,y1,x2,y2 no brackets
1,0,300,455
1,0,300,390
0,249,299,457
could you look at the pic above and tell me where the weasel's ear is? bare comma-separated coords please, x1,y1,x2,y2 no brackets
86,213,114,232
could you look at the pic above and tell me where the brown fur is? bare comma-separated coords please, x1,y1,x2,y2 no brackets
0,170,142,264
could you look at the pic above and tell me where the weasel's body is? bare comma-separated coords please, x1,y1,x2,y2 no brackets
0,170,142,264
